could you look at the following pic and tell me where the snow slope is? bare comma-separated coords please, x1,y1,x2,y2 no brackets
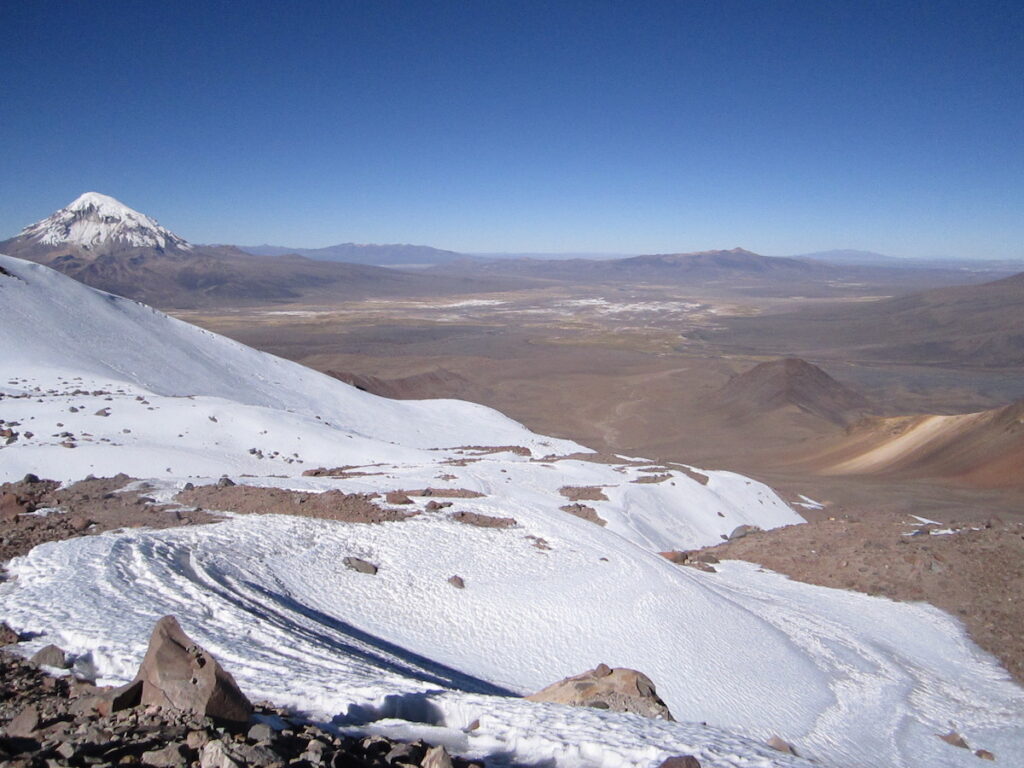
15,192,193,252
2,253,1023,768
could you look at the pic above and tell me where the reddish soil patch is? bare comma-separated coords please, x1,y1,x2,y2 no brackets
449,511,517,528
632,473,672,484
454,445,532,457
0,475,214,566
559,503,607,526
538,452,643,466
302,466,386,478
668,465,710,485
705,515,1024,684
559,486,609,502
175,485,411,524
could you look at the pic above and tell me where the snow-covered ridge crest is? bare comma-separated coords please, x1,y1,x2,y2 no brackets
17,192,193,252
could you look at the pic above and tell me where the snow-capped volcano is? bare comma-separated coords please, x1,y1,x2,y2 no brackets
15,192,192,254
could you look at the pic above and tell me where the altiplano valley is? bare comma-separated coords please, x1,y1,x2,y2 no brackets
1,192,1022,768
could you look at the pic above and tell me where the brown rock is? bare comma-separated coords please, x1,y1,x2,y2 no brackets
766,735,798,755
975,749,996,760
142,742,190,768
728,524,761,541
421,745,453,768
385,492,414,505
31,644,68,668
134,615,252,724
81,679,144,716
658,758,701,768
447,575,465,589
526,664,673,720
939,730,970,749
69,515,94,533
6,705,40,737
0,621,19,646
343,557,378,575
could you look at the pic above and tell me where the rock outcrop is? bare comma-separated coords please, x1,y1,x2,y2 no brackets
525,663,674,720
133,616,252,724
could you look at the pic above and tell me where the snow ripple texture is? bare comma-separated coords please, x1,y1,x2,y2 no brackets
4,513,1022,768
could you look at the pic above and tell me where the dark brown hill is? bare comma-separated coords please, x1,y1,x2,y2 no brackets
714,358,873,426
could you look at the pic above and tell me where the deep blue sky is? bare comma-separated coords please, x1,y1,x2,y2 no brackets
2,1,1021,257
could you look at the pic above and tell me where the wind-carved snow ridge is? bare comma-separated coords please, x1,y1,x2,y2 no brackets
0,253,1022,768
17,192,193,251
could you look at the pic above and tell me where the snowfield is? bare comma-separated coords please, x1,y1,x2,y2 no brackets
1,253,1023,768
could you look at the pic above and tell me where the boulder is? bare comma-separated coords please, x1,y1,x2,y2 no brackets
447,575,466,589
75,679,143,716
0,492,28,521
525,664,673,720
0,622,19,646
658,758,701,768
31,643,68,668
343,557,378,575
939,730,969,749
134,616,252,724
6,705,40,737
728,524,761,540
421,745,453,768
142,742,191,768
766,735,798,755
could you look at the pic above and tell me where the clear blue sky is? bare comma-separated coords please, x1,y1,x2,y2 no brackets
2,1,1021,258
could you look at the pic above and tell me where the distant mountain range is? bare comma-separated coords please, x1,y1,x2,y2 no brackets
4,193,1021,307
716,269,1024,367
240,242,463,267
0,193,509,308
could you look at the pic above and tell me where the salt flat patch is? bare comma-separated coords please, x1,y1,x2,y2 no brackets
434,299,507,308
3,515,1021,768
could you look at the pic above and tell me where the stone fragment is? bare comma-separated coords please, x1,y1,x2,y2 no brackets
939,731,969,749
658,757,701,768
142,742,190,768
6,705,41,737
247,723,275,743
447,575,465,589
0,621,19,645
766,735,798,755
728,524,761,541
343,557,378,575
31,644,68,669
421,745,453,768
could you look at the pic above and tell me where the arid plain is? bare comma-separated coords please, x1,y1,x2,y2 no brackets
172,269,1024,522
